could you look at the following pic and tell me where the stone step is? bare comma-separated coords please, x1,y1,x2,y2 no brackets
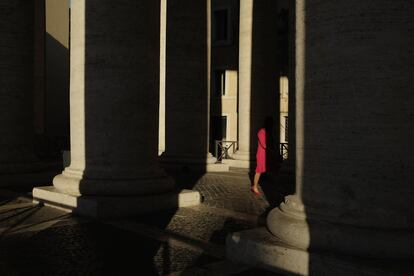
227,227,413,276
33,186,201,218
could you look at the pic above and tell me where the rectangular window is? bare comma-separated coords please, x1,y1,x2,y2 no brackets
213,70,226,96
213,8,231,45
221,116,227,140
214,9,228,41
210,115,227,157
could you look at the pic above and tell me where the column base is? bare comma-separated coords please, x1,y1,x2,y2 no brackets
33,186,201,218
267,195,414,259
226,227,412,275
160,153,229,172
53,168,175,196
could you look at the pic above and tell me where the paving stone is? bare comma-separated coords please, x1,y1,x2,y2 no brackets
183,172,273,215
1,222,182,275
0,170,293,275
154,245,221,274
134,206,259,248
0,203,72,232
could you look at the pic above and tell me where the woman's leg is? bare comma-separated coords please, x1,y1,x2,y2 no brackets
252,172,261,193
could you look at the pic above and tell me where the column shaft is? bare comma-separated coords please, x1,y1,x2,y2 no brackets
267,0,414,258
235,0,279,168
158,0,167,155
0,1,42,173
53,0,174,196
236,0,254,161
34,0,46,137
162,0,215,169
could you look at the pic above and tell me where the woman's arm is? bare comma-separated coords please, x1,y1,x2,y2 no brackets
258,129,266,149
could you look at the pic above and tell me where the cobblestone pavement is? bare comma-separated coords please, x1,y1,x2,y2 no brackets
0,169,292,275
172,169,295,215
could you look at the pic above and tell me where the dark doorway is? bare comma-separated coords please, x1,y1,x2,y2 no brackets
210,115,227,157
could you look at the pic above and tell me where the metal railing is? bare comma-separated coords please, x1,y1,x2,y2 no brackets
280,142,288,160
215,141,288,163
215,140,238,163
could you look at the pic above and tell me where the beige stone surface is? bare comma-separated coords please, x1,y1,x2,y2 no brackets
33,186,201,218
217,70,238,142
158,0,167,155
227,227,410,275
279,76,289,143
236,0,254,158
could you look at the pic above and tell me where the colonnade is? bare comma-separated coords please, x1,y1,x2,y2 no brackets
2,0,413,273
0,0,279,179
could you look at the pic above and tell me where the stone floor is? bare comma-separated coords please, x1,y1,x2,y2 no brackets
0,168,294,275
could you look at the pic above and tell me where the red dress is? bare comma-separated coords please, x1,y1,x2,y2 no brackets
255,128,266,173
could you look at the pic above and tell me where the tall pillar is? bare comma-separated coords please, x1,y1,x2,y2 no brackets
266,0,414,271
33,0,181,205
161,0,222,172
0,1,43,173
32,0,203,218
228,0,414,274
233,0,278,169
158,0,167,155
34,0,46,139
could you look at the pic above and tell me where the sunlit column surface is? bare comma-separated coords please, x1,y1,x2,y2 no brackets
233,0,278,168
158,0,167,155
234,0,253,164
0,1,44,173
53,0,174,196
267,0,414,258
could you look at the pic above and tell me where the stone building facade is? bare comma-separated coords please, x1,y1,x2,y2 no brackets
1,0,413,274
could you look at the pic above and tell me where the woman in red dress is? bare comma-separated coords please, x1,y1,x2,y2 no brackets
252,117,274,195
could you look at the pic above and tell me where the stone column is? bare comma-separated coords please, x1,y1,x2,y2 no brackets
34,0,46,138
51,0,174,196
0,1,43,173
228,1,414,274
158,0,167,155
267,0,414,262
233,0,278,169
161,0,221,172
